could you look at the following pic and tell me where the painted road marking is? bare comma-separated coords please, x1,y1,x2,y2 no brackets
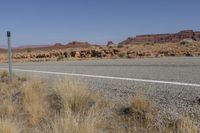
0,68,200,87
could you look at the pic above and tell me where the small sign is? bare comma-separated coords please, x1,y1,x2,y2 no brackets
7,31,11,37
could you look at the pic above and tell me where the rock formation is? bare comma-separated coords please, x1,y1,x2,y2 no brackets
119,30,200,46
66,41,91,48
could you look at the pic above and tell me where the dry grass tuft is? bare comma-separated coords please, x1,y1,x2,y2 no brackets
0,102,17,117
130,93,155,126
131,94,152,113
0,119,20,133
48,110,102,133
175,116,198,133
157,115,198,133
114,93,157,132
21,78,48,126
52,79,96,114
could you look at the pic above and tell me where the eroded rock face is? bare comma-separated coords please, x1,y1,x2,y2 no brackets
0,48,6,53
119,30,200,45
107,41,118,48
71,51,81,58
66,41,91,48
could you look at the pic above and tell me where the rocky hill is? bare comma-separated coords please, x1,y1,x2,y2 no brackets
119,30,200,45
13,41,93,52
0,48,6,53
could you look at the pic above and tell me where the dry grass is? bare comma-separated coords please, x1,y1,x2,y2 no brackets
47,110,102,133
175,116,198,133
0,71,198,133
130,94,156,129
113,93,157,133
52,79,96,114
0,71,106,133
0,119,20,133
21,78,48,126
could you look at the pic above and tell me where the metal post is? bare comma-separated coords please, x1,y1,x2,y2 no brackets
7,31,12,82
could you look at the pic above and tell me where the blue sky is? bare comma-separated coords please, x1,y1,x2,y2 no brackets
0,0,200,47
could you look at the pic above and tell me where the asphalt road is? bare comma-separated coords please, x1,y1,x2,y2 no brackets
0,57,200,84
0,57,200,103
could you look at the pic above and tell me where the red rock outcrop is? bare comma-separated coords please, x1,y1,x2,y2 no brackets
0,48,6,53
119,30,200,45
13,41,93,52
65,41,91,48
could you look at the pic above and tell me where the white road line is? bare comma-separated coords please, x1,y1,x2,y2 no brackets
0,68,200,87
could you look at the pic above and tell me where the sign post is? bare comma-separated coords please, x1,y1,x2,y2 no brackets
7,31,12,82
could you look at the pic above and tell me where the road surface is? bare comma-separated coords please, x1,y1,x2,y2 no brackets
0,57,200,84
0,57,200,103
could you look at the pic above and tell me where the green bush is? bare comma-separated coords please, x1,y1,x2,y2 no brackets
57,55,65,61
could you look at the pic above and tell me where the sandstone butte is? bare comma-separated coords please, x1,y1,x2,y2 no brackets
119,30,200,46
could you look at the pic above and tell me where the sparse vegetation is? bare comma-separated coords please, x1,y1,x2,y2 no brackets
118,52,127,58
0,71,198,133
27,49,31,53
115,93,198,133
56,55,65,61
1,41,200,63
180,39,195,46
144,42,154,46
0,119,20,133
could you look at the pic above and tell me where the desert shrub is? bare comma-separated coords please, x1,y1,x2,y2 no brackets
20,78,48,126
118,52,126,58
117,44,125,48
0,71,26,84
45,109,103,133
180,39,195,46
130,94,155,125
175,116,198,133
0,71,10,83
27,49,31,53
51,79,96,114
44,79,105,133
116,93,156,132
56,55,65,61
144,42,154,46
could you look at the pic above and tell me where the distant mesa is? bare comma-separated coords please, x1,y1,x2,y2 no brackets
53,43,64,47
52,41,91,48
107,41,114,45
0,48,6,53
2,29,200,52
107,41,117,48
12,41,92,52
66,41,91,48
17,44,51,49
119,30,200,46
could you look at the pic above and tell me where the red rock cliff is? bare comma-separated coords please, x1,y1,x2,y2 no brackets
119,30,200,45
